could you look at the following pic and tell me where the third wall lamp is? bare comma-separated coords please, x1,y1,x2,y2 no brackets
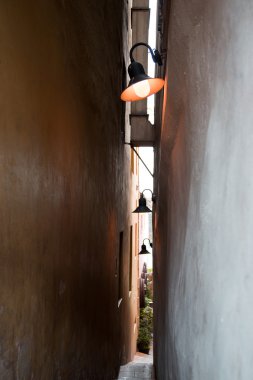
132,189,156,213
121,42,165,102
139,238,153,255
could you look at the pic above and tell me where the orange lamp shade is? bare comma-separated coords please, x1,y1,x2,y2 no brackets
121,77,165,102
120,61,164,102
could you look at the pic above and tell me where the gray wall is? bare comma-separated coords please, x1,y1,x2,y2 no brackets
0,1,136,379
154,0,253,379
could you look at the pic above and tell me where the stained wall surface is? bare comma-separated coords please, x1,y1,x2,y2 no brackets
0,1,137,379
154,0,253,379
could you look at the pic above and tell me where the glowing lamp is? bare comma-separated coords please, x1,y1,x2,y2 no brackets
121,42,165,102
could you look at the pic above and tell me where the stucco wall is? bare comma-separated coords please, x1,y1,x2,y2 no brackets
0,1,137,379
154,0,253,379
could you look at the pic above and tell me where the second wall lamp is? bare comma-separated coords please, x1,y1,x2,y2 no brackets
132,189,156,213
121,42,165,102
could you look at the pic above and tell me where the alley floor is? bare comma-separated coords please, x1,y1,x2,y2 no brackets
116,351,155,380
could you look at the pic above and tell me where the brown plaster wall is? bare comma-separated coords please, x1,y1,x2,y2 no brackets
154,0,253,379
0,1,135,379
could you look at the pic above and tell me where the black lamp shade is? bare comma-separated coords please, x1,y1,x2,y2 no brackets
128,61,150,84
139,244,151,255
132,194,152,213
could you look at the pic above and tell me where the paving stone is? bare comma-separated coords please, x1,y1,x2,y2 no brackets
116,352,155,380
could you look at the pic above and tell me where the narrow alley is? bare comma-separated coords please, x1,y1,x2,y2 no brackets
0,0,253,379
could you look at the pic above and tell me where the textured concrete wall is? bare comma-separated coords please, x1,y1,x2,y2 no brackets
0,1,137,379
154,0,253,379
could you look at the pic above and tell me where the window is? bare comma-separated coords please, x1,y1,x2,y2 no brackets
118,231,124,306
131,148,135,174
129,226,133,292
135,223,138,256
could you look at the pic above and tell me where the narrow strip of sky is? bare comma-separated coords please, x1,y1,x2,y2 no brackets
147,0,157,124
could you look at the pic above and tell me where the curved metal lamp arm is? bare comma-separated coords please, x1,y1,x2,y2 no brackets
143,238,153,247
129,42,163,66
142,189,156,203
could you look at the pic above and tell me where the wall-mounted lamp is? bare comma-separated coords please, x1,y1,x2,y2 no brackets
139,238,153,255
132,189,156,213
121,42,165,102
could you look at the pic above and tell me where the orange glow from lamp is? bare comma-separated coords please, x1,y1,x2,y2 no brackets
121,42,165,102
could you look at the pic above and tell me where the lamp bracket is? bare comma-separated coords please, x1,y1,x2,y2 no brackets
124,143,154,178
142,189,156,203
129,43,163,66
143,238,153,247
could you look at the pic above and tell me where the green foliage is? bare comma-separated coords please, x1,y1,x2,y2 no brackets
139,306,153,331
137,326,151,351
145,296,152,306
145,275,153,301
137,306,153,352
145,286,152,302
